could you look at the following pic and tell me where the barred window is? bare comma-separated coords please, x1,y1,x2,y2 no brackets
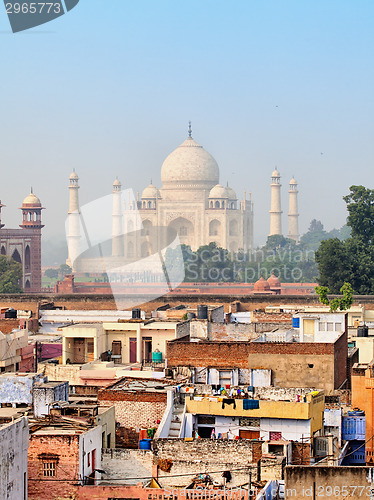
42,461,56,477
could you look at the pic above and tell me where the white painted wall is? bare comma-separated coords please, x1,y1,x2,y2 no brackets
0,417,28,500
260,418,310,441
79,426,102,484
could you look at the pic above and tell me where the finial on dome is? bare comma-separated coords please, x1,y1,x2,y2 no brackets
188,121,192,138
31,187,33,194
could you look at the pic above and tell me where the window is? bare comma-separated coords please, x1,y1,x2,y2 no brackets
327,322,334,331
87,451,91,467
197,415,215,425
318,322,326,331
42,461,57,477
335,323,342,331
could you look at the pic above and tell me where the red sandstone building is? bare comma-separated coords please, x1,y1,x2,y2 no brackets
0,191,44,292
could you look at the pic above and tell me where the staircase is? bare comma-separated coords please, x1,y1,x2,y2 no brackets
168,403,184,438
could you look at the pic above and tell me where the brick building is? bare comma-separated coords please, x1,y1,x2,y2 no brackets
0,191,44,292
98,377,174,448
167,331,348,394
28,423,102,499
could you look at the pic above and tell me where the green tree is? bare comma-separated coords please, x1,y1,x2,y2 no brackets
315,282,354,312
316,185,374,294
44,268,59,279
59,264,72,279
343,185,374,243
0,256,23,293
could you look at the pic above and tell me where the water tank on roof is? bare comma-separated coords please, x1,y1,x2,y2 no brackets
132,308,141,319
5,308,17,319
152,350,162,363
357,325,368,337
139,439,152,450
197,305,208,320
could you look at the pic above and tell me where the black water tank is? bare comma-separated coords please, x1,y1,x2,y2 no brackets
132,308,141,319
357,325,369,337
197,305,208,320
5,308,17,319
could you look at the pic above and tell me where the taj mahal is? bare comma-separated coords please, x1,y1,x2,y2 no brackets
67,124,299,272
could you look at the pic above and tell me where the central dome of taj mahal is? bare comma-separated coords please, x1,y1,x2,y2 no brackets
161,126,219,189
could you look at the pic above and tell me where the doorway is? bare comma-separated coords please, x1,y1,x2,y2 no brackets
129,338,137,363
143,337,152,362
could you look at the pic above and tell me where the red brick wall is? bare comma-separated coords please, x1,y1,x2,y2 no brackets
28,434,80,500
98,389,167,447
0,318,21,333
167,339,336,369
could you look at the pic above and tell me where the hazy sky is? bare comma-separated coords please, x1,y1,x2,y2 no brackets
0,0,373,254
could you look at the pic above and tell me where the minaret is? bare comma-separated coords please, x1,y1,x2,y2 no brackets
288,177,299,243
112,177,123,257
269,168,282,236
67,170,81,270
0,201,5,229
20,189,44,292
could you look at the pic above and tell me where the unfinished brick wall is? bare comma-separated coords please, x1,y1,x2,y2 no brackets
98,390,167,448
28,434,80,500
153,438,259,488
167,341,252,369
333,330,348,389
291,442,312,465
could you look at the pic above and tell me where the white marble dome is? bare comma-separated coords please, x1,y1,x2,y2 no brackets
161,136,219,188
226,185,237,200
209,184,228,199
271,168,280,178
142,182,160,199
69,170,78,180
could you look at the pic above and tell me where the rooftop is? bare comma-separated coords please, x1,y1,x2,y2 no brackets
102,377,175,393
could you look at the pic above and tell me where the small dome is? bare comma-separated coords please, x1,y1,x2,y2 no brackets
271,168,280,178
69,170,78,180
226,185,237,200
254,276,271,292
289,177,297,185
267,272,281,289
142,182,160,199
22,192,41,206
113,178,121,186
209,184,228,199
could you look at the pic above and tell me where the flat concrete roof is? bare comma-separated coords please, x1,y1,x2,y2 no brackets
103,377,175,392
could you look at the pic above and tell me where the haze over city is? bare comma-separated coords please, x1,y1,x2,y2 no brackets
0,0,373,259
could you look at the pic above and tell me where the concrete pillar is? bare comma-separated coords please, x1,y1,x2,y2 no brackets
136,325,142,363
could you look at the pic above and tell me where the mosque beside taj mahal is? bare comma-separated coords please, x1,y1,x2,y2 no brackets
67,124,299,271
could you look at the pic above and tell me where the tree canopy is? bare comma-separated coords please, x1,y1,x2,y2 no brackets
0,256,23,293
316,185,374,294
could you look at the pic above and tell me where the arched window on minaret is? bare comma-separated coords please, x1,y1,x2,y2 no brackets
1,246,6,255
25,246,31,270
11,249,22,264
